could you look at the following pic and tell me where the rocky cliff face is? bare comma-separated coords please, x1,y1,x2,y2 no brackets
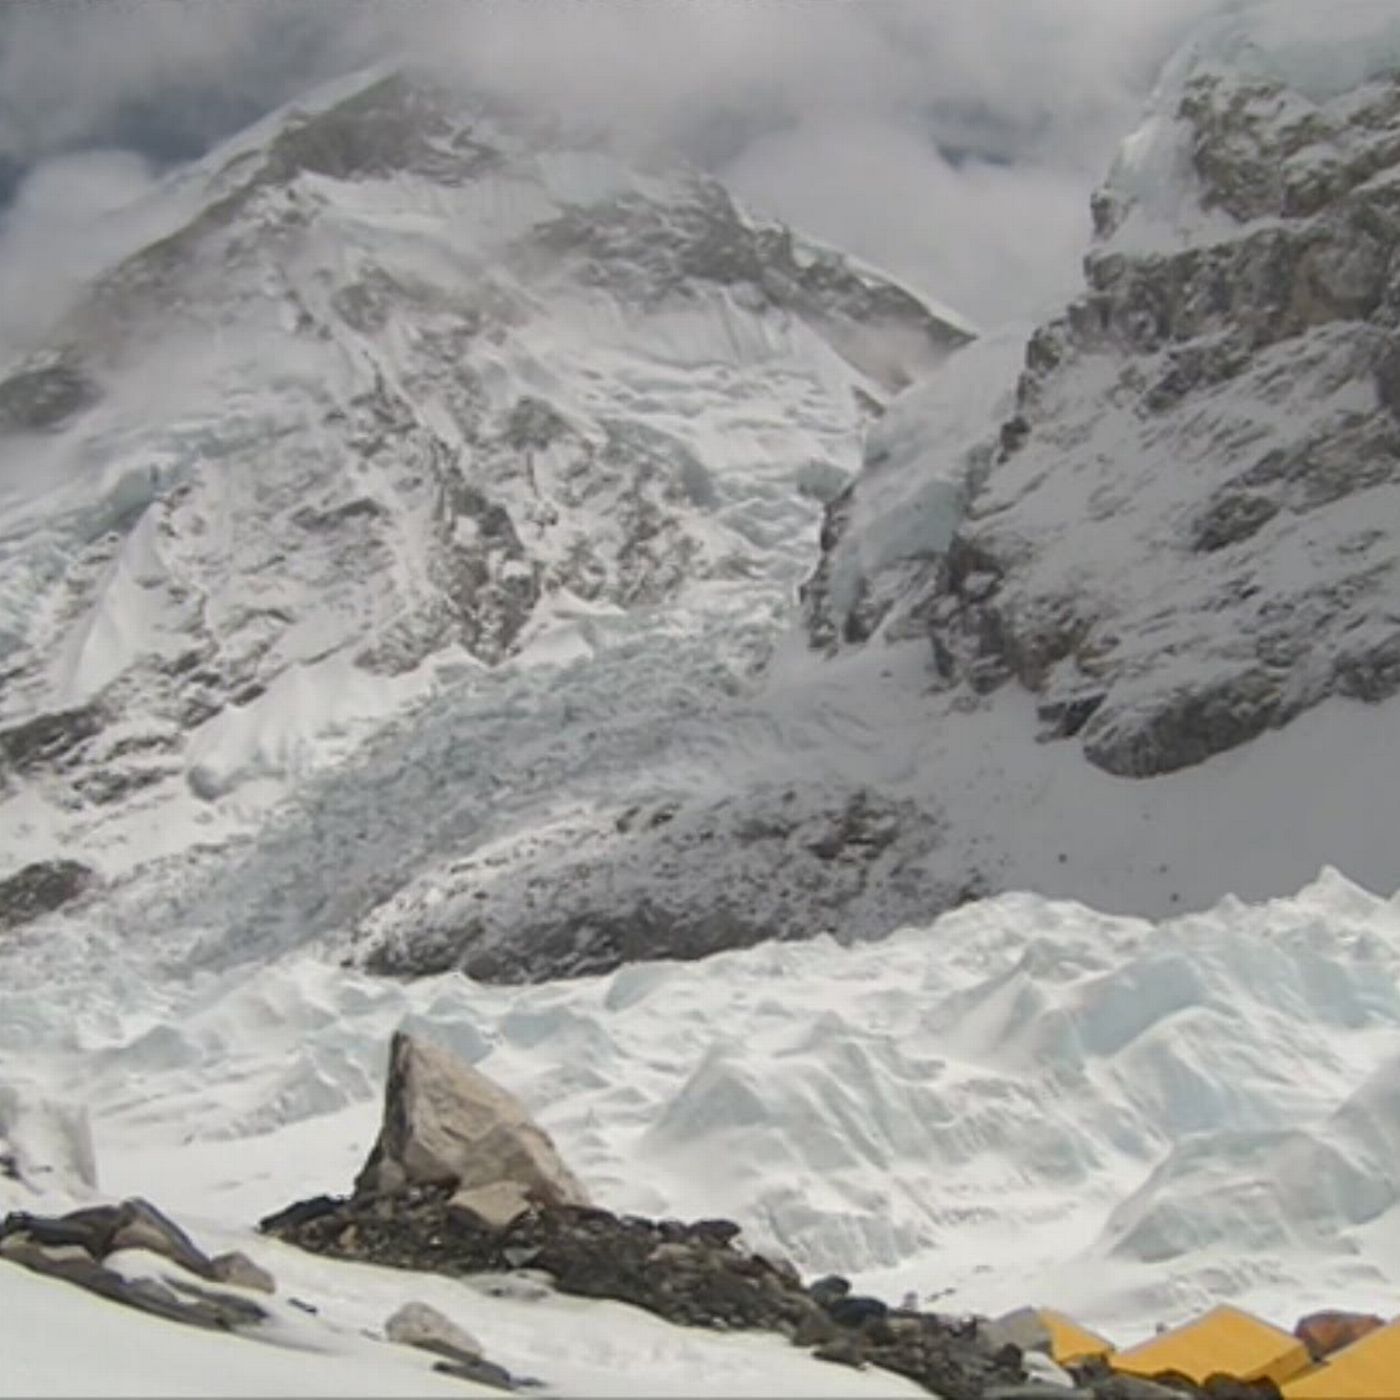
806,7,1400,779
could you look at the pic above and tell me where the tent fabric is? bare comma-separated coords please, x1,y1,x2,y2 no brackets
1113,1304,1312,1385
1283,1318,1400,1398
1040,1309,1114,1366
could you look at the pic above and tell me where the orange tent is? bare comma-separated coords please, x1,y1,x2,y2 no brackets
1113,1304,1311,1386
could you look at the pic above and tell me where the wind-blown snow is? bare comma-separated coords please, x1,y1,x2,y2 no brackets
5,868,1400,1363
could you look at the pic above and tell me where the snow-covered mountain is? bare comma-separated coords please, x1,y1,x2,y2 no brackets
7,6,1400,988
0,65,975,968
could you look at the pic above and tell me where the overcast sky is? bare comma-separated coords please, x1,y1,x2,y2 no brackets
0,0,1224,346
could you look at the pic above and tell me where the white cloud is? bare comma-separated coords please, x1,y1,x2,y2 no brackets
0,150,159,351
0,0,1228,338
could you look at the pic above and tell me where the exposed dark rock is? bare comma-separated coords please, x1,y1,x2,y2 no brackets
262,1188,1027,1397
1,1197,217,1279
0,360,99,433
353,784,948,984
0,1203,265,1333
162,1274,271,1327
432,1356,521,1392
0,705,104,776
1081,670,1286,778
1036,693,1106,741
1069,1357,1239,1399
1294,1307,1385,1360
0,860,97,932
209,1250,276,1294
829,1294,890,1329
1189,492,1280,553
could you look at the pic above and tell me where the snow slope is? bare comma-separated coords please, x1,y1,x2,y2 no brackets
0,1224,919,1400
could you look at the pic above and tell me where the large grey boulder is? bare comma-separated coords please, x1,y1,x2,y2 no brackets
353,1032,589,1226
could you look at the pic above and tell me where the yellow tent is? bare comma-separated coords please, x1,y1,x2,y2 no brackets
1040,1309,1115,1367
1284,1318,1400,1398
1113,1304,1312,1386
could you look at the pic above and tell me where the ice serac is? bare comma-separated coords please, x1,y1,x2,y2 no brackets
0,66,967,869
806,1,1400,778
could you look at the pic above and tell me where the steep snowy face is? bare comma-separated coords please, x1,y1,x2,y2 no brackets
0,70,967,864
806,2,1400,779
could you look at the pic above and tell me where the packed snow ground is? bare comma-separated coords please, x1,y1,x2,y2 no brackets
5,867,1400,1394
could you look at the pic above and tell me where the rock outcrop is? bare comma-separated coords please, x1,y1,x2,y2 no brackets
0,860,97,934
353,1032,589,1227
0,1198,274,1332
262,1186,1039,1399
1293,1309,1385,1361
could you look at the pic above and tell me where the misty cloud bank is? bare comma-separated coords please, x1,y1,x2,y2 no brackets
0,0,1222,351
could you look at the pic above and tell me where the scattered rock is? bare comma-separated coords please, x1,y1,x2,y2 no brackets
353,1032,589,1219
108,1198,217,1278
983,1306,1053,1357
158,1270,270,1327
432,1356,519,1392
0,1228,263,1333
809,1274,852,1309
264,1186,1028,1398
452,1181,534,1232
473,1270,554,1303
386,1300,484,1363
813,1333,867,1368
209,1250,276,1294
1294,1308,1385,1360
